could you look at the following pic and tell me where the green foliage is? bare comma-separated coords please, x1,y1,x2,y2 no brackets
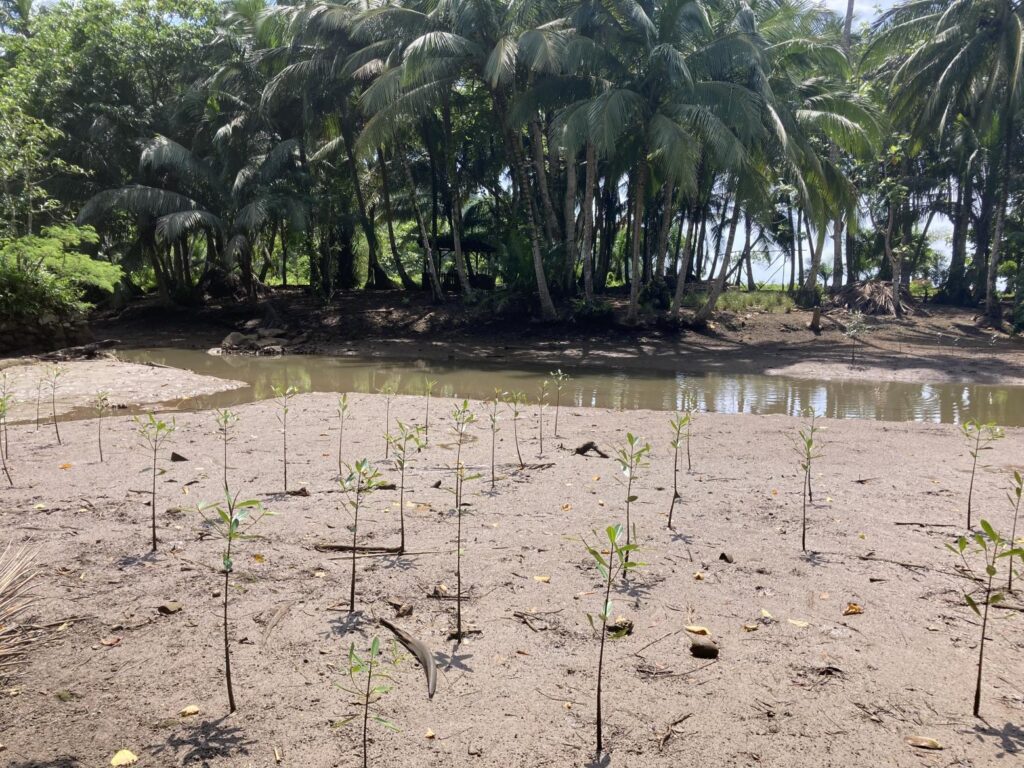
214,408,238,491
667,411,691,529
386,420,425,552
794,410,823,552
92,390,110,463
504,391,527,470
337,393,349,475
271,385,299,492
614,432,651,562
447,400,479,642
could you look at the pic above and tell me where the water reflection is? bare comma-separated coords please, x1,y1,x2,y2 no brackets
117,348,1024,426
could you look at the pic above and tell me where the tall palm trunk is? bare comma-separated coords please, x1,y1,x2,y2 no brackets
654,178,675,281
442,96,474,298
378,148,416,290
529,119,561,246
402,156,444,301
562,146,578,295
626,164,647,323
579,143,597,302
669,213,697,314
986,105,1016,321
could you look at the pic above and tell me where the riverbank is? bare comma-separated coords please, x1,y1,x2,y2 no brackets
2,391,1022,766
87,289,1024,387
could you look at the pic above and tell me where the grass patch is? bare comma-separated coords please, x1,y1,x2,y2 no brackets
680,289,794,313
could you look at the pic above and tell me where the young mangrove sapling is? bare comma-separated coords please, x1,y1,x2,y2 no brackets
386,421,425,553
135,413,176,552
795,411,823,552
550,369,570,437
505,391,526,470
271,384,298,492
340,459,385,612
378,383,397,458
195,490,274,713
423,378,437,446
92,391,110,463
961,419,1004,529
946,520,1023,717
214,408,238,491
1007,470,1023,592
449,400,479,643
488,389,504,488
537,380,549,458
668,412,690,529
45,365,63,446
0,373,11,459
337,393,349,476
613,433,650,563
0,395,12,486
584,523,642,757
334,637,400,768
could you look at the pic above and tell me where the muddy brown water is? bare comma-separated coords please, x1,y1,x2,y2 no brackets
104,348,1024,426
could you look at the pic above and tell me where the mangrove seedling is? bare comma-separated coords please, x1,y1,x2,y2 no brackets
613,432,650,562
537,380,549,458
584,524,642,757
337,393,349,476
961,419,1004,529
0,395,12,486
505,391,526,470
1008,471,1023,592
449,401,479,643
92,391,110,463
195,490,274,713
423,378,437,446
45,365,63,446
334,637,400,768
378,383,397,458
488,389,504,488
386,421,425,553
946,520,1023,718
340,459,385,613
272,384,298,492
550,369,570,437
135,413,176,552
844,311,869,364
0,373,11,460
795,411,823,552
667,412,690,529
214,408,238,491
34,375,43,432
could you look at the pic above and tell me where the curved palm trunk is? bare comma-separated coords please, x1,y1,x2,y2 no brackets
654,179,675,282
529,120,561,247
562,146,578,295
442,97,474,299
669,214,697,315
403,157,445,302
694,198,741,323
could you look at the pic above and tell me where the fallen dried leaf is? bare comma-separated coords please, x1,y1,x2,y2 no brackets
100,635,122,647
59,463,72,470
179,705,200,717
684,625,710,636
843,603,864,616
905,736,942,750
693,572,704,581
110,750,138,766
787,619,810,628
742,623,759,632
425,729,436,739
533,575,550,583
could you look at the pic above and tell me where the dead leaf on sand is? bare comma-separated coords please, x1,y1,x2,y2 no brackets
905,736,942,750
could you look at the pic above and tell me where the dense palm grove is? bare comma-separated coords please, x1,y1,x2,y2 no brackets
1,0,1023,325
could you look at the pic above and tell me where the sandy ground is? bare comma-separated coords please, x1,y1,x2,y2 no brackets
0,360,246,421
2,383,1023,767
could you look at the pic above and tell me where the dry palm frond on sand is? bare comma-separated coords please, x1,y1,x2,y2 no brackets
830,280,915,316
0,545,39,680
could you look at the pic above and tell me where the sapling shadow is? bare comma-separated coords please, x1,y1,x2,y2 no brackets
448,400,479,644
583,523,642,757
488,389,504,488
195,490,274,713
423,378,437,447
334,637,401,768
271,384,298,492
92,391,110,463
337,394,349,476
386,421,425,553
505,391,526,470
0,394,12,486
794,410,823,552
667,412,690,529
340,459,385,613
214,408,238,492
961,419,1004,529
537,380,549,458
45,364,63,445
946,519,1024,718
613,433,650,565
550,369,570,437
1009,471,1023,592
135,413,176,552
